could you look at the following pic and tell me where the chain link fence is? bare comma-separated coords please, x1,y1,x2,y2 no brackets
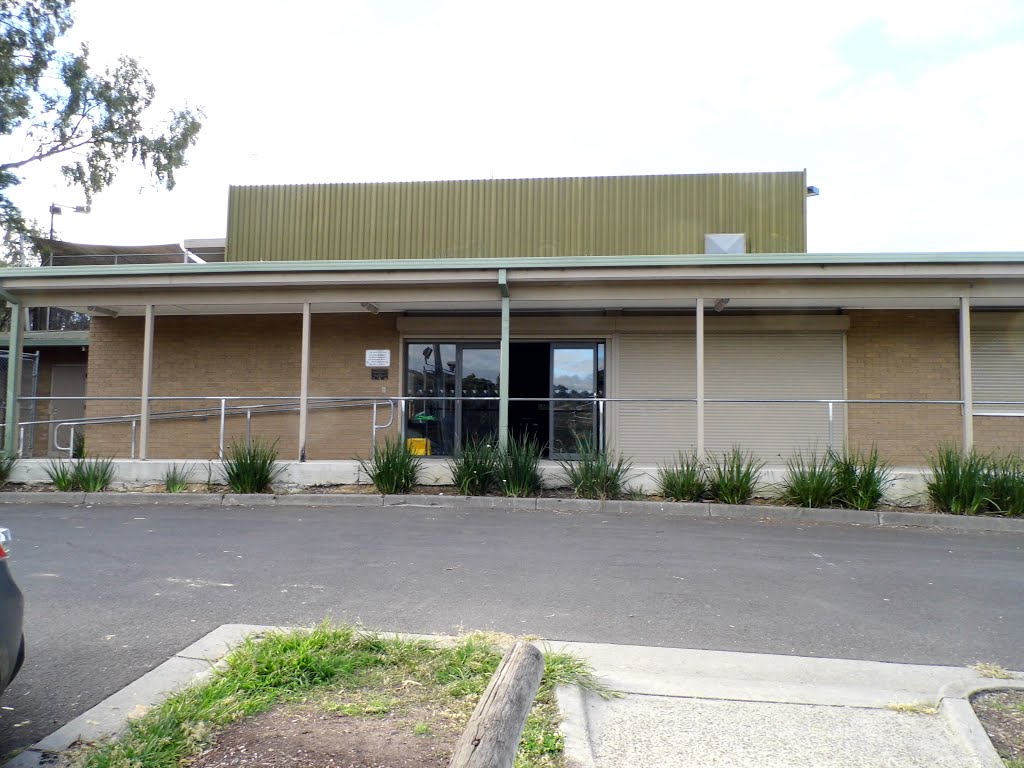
0,350,39,455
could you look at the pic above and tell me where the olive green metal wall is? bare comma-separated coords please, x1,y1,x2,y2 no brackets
225,171,807,262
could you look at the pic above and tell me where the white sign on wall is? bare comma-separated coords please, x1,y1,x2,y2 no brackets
365,349,391,368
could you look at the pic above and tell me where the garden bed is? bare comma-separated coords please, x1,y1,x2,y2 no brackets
971,690,1024,767
67,625,603,768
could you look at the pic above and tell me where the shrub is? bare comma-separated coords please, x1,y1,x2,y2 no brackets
558,435,634,500
0,453,17,485
220,438,285,494
657,452,707,502
926,445,990,515
164,463,195,493
358,437,420,494
781,451,836,508
829,447,893,510
496,433,543,497
72,456,115,492
71,429,86,459
988,455,1024,517
706,446,764,505
45,458,77,491
447,437,499,496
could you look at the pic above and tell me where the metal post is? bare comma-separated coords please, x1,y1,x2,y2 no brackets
18,427,24,458
498,270,510,451
139,304,155,459
598,399,605,452
68,426,75,458
371,401,378,453
827,401,834,450
695,298,705,458
246,409,252,448
130,420,136,459
218,398,226,458
3,298,23,456
959,295,974,452
298,302,311,461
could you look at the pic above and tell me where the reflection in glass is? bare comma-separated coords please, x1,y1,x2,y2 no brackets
460,347,499,448
552,346,597,456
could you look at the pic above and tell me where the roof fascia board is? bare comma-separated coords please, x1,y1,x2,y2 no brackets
1,251,1024,281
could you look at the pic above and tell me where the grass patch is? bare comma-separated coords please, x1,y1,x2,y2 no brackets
656,452,707,502
358,437,421,494
163,463,195,493
780,451,836,508
830,447,893,510
70,623,605,768
557,435,634,500
447,437,499,496
706,446,764,505
972,662,1013,679
886,701,939,715
219,438,284,494
927,446,991,515
496,433,543,497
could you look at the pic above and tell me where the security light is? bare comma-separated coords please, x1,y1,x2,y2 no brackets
360,302,380,314
714,298,730,313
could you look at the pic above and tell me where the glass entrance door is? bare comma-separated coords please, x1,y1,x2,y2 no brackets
551,344,601,457
458,346,500,448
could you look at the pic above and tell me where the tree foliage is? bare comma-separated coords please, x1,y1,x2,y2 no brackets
0,0,202,260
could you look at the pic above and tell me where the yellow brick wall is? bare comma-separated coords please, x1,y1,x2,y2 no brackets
85,314,401,460
845,310,962,465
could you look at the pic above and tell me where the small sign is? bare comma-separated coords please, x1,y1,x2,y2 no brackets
371,368,389,380
365,349,391,368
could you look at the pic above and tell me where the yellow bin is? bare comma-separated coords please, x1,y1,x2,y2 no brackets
406,438,432,456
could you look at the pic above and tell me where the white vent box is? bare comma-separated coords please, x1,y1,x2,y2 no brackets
704,233,747,255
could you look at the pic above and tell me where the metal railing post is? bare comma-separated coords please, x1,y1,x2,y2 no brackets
598,399,605,452
218,398,226,459
130,420,137,459
371,401,378,454
68,425,75,458
246,409,252,448
827,402,834,450
18,426,24,458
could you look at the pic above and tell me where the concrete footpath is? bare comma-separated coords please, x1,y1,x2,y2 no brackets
5,625,1023,768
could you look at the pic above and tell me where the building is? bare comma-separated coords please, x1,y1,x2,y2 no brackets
0,170,1021,477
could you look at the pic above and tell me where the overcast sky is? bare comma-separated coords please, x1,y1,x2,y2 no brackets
5,0,1023,253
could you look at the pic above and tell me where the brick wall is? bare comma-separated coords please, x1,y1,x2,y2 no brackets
85,313,401,459
845,310,962,465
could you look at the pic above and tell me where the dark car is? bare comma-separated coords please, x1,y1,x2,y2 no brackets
0,527,24,696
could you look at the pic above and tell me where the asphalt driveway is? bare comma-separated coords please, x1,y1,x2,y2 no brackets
0,500,1021,758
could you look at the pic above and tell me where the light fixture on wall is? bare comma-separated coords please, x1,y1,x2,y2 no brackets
360,302,380,314
714,298,730,313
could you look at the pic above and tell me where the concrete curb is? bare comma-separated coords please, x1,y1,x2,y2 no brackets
937,678,1024,768
554,685,597,768
2,489,1024,533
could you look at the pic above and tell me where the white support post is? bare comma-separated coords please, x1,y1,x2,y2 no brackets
139,304,154,460
3,299,23,457
498,270,510,451
696,297,705,458
298,302,311,461
959,295,973,452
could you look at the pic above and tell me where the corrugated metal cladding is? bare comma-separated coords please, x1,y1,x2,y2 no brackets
225,171,807,261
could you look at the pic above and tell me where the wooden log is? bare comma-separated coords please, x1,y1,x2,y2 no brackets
448,641,545,768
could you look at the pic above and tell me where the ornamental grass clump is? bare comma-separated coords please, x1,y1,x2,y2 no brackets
780,451,836,508
558,435,634,500
706,446,764,505
447,437,498,496
829,446,894,510
358,437,420,494
987,455,1024,517
0,453,17,485
926,445,990,516
220,438,285,494
45,458,77,491
496,433,543,497
163,463,195,493
656,452,707,502
72,455,115,492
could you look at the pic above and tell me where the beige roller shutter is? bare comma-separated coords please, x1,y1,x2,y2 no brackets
613,333,696,463
705,332,845,461
972,327,1024,413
